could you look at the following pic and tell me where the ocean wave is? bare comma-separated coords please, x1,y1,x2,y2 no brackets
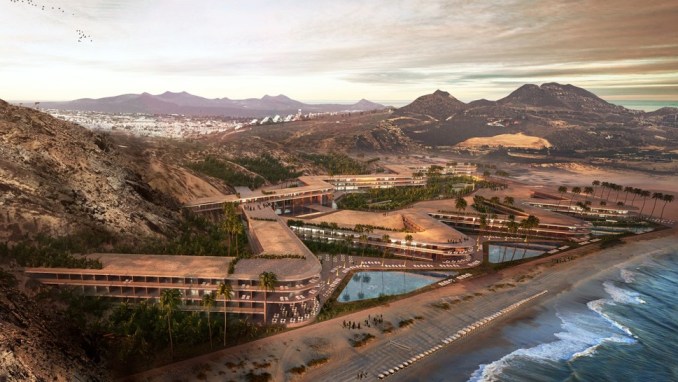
467,252,675,382
620,269,636,283
603,280,645,305
570,334,635,360
468,305,635,382
587,298,635,338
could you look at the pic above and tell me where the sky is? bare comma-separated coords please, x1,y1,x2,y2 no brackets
1,0,677,103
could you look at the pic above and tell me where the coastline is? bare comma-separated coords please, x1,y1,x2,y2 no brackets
126,228,678,382
392,232,678,381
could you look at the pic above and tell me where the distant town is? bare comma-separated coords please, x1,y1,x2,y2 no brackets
45,108,375,138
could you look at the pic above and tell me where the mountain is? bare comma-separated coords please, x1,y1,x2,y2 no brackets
0,99,178,242
497,82,628,113
396,89,466,120
387,83,677,150
39,92,385,118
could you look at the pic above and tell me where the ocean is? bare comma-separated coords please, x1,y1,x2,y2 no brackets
465,250,678,382
611,100,677,112
406,250,678,382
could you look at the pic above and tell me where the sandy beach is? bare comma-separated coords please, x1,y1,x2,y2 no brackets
126,227,677,382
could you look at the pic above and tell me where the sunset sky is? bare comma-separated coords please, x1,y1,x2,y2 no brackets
2,0,677,103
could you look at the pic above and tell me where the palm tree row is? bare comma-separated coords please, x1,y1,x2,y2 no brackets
561,180,674,220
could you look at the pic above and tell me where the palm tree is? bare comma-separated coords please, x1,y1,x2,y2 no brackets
217,282,232,346
600,182,609,199
455,196,467,214
478,214,487,251
343,236,353,257
160,289,182,358
623,186,633,204
650,192,664,218
631,188,642,206
258,272,277,324
639,190,651,217
381,234,390,266
359,233,369,257
230,218,244,257
556,186,567,208
592,180,601,198
222,203,238,257
605,183,618,200
568,187,581,210
201,292,216,349
519,215,540,259
614,184,623,202
405,234,414,262
504,214,520,261
583,186,594,202
660,194,674,220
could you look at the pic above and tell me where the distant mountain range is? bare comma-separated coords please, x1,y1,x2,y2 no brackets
397,82,631,119
391,82,678,150
39,91,385,118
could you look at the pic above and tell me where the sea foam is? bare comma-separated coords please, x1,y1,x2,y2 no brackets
603,280,645,305
620,269,636,283
468,289,638,381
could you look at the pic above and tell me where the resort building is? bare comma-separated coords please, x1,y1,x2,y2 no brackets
184,162,477,214
27,203,323,327
527,191,637,219
426,203,592,240
287,209,475,262
185,175,334,215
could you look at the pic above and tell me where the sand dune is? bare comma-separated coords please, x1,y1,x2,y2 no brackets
456,133,552,149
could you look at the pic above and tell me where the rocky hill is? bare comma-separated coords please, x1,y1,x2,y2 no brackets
0,99,178,243
0,271,107,381
497,82,628,114
387,83,677,151
396,90,466,121
39,91,386,118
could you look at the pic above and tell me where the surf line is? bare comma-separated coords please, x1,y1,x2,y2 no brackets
377,290,549,380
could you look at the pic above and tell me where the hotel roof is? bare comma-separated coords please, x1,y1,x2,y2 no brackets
300,208,467,244
28,254,234,279
240,204,321,280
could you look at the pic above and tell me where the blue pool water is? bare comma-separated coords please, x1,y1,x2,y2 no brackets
339,271,448,302
488,245,544,263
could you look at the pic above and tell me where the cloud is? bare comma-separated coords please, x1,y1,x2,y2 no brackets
1,0,677,100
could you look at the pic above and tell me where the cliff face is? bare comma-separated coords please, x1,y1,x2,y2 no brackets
0,272,107,381
0,99,179,242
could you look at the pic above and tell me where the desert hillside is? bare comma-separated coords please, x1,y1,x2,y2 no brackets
0,271,107,381
0,100,179,242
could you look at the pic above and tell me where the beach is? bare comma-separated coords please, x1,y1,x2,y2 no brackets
127,228,678,382
394,231,678,381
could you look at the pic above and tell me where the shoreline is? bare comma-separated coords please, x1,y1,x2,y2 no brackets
392,233,677,381
126,228,678,382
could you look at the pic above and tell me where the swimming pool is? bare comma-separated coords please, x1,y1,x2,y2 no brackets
338,271,449,302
